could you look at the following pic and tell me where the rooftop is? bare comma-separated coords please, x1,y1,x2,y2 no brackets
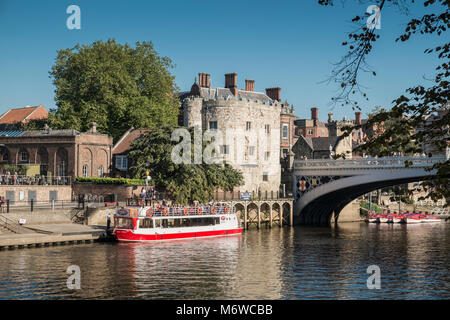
0,105,48,124
113,128,152,155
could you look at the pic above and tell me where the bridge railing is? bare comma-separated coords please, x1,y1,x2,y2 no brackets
294,156,446,170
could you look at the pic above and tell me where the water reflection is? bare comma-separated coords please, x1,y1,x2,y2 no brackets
0,223,449,299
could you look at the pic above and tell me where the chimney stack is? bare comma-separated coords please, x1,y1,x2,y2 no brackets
311,107,318,126
225,73,238,95
328,112,333,122
355,112,362,125
90,122,97,133
265,87,281,101
245,79,255,92
198,73,210,88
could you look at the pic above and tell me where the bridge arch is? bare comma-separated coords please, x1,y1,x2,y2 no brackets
293,156,445,226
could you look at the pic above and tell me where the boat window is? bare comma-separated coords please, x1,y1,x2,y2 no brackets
161,219,175,228
115,218,133,229
139,219,153,229
156,217,225,228
173,219,182,227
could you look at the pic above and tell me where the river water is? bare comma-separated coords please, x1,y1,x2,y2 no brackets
0,222,449,300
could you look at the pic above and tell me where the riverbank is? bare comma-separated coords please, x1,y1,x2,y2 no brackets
0,223,112,249
0,210,114,249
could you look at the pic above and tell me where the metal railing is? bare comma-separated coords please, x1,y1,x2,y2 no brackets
294,155,446,170
0,214,29,233
0,175,72,186
118,205,235,217
0,199,79,213
126,190,292,206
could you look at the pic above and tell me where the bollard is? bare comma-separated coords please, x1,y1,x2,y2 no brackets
51,199,55,212
31,199,34,212
7,199,9,213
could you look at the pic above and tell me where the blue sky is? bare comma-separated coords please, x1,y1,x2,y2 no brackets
0,0,444,121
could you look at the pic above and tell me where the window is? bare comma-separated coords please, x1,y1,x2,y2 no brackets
19,151,28,162
263,172,268,181
307,129,313,135
249,146,255,156
246,121,251,131
264,152,270,161
115,218,133,229
5,191,15,204
49,190,58,202
28,190,37,202
82,164,88,177
139,219,153,229
265,124,270,135
58,161,65,177
282,124,289,139
115,156,128,170
220,145,229,155
209,121,217,130
98,165,104,177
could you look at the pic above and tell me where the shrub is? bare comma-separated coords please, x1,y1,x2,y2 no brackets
75,177,146,185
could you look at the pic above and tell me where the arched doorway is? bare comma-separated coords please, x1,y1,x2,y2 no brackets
56,148,68,177
37,147,48,176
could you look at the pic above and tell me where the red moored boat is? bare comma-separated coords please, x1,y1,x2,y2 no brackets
112,205,242,242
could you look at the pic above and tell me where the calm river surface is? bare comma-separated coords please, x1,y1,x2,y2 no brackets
0,222,449,299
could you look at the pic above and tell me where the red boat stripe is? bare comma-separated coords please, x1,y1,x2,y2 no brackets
115,229,243,242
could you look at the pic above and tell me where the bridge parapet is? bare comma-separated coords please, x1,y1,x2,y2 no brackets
294,156,445,171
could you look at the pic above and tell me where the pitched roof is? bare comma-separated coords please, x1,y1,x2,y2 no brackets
311,136,341,151
113,128,151,155
0,105,48,124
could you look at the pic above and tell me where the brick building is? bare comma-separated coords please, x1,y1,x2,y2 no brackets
0,122,112,179
179,72,287,194
112,127,151,177
0,105,48,127
294,108,329,138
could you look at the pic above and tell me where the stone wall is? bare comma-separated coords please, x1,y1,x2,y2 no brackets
183,96,281,193
73,183,145,201
0,185,73,204
332,200,363,223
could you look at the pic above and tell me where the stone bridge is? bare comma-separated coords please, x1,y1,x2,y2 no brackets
293,156,447,226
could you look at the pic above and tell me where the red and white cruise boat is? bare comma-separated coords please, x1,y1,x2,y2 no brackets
112,205,242,242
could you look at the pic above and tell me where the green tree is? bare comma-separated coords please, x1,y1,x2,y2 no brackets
319,0,449,204
127,126,244,204
47,39,179,142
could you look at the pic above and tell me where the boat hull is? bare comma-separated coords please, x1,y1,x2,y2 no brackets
405,218,422,224
115,228,243,242
421,218,442,223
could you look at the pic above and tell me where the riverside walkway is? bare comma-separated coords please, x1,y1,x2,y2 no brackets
0,222,108,250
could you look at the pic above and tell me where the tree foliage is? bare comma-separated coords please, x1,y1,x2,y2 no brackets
46,39,179,142
127,127,244,204
319,0,449,204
